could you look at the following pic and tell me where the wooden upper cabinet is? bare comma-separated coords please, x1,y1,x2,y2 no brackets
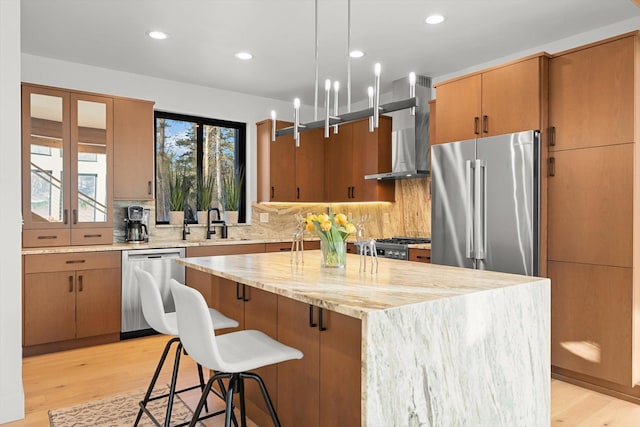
325,122,354,202
113,98,155,200
257,119,296,202
549,35,635,151
435,74,481,143
21,84,114,247
296,128,325,201
351,117,394,202
482,57,542,137
435,55,545,144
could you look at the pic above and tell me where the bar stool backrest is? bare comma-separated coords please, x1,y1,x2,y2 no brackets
170,279,228,372
134,267,177,336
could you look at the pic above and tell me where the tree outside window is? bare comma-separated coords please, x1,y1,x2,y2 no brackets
155,111,246,224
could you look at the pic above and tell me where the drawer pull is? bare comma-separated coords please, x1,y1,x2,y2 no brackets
37,235,58,240
319,308,327,331
279,247,291,252
65,260,86,264
78,275,83,292
416,256,431,260
148,180,152,195
83,234,102,238
309,305,317,328
68,275,74,292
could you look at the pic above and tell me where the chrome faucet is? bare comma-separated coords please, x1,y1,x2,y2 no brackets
182,220,190,240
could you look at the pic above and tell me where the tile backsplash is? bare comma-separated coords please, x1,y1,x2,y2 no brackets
114,177,431,243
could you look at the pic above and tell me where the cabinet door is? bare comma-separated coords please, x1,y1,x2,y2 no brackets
547,144,633,267
76,268,121,338
113,98,155,200
24,271,76,346
21,85,72,245
295,128,325,201
70,93,114,231
213,276,244,332
549,261,635,386
319,309,361,427
268,121,296,201
482,57,541,137
243,287,279,425
277,297,320,427
351,117,394,202
549,36,634,151
185,268,214,306
435,74,481,144
325,123,354,202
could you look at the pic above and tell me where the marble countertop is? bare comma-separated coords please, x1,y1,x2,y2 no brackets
21,237,307,255
178,251,543,319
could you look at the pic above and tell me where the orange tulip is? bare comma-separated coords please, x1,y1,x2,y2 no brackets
306,222,315,232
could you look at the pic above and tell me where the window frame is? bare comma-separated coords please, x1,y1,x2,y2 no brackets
154,110,247,225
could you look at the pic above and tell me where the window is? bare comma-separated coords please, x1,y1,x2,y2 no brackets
154,111,246,224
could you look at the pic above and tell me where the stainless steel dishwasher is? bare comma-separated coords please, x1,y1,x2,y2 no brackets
121,247,185,339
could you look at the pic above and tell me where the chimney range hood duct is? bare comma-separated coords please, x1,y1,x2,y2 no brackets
365,75,432,180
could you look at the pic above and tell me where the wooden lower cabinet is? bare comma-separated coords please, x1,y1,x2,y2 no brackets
549,261,636,386
277,296,361,427
265,240,320,253
23,251,121,355
409,248,431,263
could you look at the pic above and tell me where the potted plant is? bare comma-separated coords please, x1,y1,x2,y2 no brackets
197,173,215,225
221,168,244,224
168,168,186,225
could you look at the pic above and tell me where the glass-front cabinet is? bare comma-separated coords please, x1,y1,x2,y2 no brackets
22,84,113,247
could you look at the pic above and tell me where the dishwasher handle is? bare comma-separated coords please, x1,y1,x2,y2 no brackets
124,249,184,262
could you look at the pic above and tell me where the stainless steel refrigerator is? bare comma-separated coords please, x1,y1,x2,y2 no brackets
431,130,540,276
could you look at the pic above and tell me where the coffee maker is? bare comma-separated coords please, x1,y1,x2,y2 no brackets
124,205,149,243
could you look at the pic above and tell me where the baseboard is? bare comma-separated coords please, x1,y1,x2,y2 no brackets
0,390,25,424
552,368,640,405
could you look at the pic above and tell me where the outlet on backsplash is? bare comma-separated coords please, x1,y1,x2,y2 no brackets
260,213,269,223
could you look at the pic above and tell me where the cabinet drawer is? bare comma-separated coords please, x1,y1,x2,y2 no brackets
71,227,113,246
23,229,71,248
24,251,120,274
265,240,320,252
409,248,431,263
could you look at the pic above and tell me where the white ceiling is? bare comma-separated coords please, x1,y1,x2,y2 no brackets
21,0,640,107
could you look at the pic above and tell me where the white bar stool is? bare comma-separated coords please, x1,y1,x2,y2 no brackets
170,279,304,427
133,267,239,427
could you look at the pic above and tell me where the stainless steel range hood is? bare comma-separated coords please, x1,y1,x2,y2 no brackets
365,75,432,180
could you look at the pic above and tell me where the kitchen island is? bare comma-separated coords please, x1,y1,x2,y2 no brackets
178,251,550,427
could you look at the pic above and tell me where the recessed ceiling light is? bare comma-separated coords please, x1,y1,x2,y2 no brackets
148,31,168,40
349,50,365,58
425,14,445,25
235,52,253,60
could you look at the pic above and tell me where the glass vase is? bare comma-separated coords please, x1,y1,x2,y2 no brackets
320,239,347,268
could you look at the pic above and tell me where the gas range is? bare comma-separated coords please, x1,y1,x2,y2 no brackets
355,236,431,260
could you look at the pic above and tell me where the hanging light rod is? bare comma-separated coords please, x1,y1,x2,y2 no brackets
274,96,418,137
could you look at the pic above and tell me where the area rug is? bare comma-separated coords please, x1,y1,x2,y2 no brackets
48,385,205,427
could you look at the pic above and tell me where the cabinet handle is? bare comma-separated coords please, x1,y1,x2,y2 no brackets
242,284,249,302
37,235,58,240
309,305,317,328
318,308,327,331
279,247,291,251
63,209,69,225
83,234,102,238
236,282,243,300
65,259,86,264
416,255,431,260
72,209,78,224
482,115,488,134
78,275,83,292
549,157,555,177
347,187,351,199
549,126,556,147
147,181,153,195
474,117,480,135
351,186,355,199
271,186,275,199
68,275,74,292
296,187,300,200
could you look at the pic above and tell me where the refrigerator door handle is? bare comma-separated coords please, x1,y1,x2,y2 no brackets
480,161,488,260
473,159,485,261
465,160,474,259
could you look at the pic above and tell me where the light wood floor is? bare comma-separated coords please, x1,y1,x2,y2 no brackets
4,334,640,426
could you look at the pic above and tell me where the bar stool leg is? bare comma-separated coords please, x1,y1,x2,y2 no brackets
196,363,210,412
134,337,180,427
243,372,281,427
164,342,183,427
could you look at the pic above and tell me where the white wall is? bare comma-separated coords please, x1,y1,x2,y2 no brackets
21,54,315,206
0,0,25,423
